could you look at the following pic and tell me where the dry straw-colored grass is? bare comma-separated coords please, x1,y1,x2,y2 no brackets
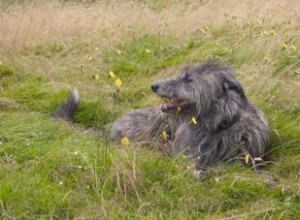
1,0,300,51
1,0,299,111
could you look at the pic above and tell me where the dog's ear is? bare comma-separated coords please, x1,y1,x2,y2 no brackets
223,78,246,99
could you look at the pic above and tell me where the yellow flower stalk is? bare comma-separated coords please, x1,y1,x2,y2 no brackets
109,70,116,78
93,74,100,81
281,43,288,49
162,130,169,141
192,117,198,125
245,153,250,164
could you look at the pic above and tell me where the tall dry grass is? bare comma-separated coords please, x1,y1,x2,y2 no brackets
1,0,299,110
1,0,300,51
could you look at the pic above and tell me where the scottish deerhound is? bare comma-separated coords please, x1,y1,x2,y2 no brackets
57,60,269,176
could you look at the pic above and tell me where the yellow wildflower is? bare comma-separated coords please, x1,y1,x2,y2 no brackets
291,45,297,51
109,70,116,78
145,49,151,53
117,49,122,55
114,79,122,87
88,55,93,62
192,117,198,125
95,47,99,51
281,43,288,49
162,130,169,141
245,153,250,164
121,137,130,146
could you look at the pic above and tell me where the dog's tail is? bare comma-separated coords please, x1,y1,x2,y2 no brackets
54,89,80,122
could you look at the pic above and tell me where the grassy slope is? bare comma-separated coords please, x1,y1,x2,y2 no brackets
0,0,300,219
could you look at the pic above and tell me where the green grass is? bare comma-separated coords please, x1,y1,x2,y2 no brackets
1,0,300,219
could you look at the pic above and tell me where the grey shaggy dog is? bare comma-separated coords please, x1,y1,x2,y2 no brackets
57,60,269,176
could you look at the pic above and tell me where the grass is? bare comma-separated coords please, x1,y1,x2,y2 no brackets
0,0,300,219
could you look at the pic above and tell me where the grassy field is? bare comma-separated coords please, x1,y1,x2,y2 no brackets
1,0,300,219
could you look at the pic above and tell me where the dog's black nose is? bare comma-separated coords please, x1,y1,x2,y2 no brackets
151,83,159,92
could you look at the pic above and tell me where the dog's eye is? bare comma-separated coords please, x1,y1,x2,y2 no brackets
183,74,193,83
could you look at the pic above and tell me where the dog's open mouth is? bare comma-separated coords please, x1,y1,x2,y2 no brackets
161,99,189,112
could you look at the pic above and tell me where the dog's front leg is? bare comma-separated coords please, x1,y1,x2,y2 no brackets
110,107,164,144
173,124,196,156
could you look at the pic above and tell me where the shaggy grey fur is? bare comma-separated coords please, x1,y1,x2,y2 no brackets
57,60,269,175
110,60,269,173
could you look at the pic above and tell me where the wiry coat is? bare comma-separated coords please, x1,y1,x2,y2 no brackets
110,60,269,172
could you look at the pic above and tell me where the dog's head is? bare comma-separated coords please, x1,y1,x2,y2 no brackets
151,60,246,115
